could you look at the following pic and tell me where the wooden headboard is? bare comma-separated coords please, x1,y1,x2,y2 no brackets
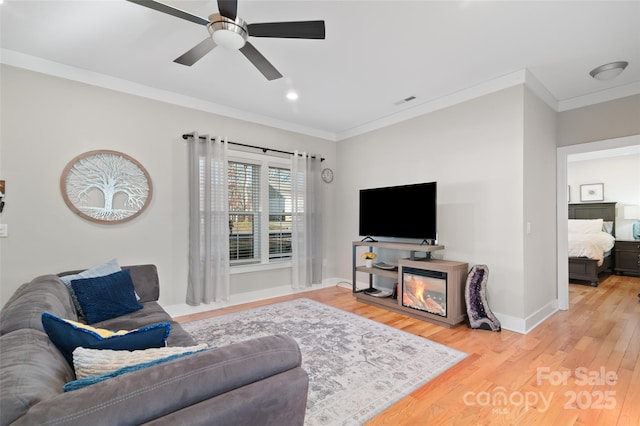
568,202,617,237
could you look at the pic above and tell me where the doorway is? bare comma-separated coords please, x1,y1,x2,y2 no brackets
556,134,640,310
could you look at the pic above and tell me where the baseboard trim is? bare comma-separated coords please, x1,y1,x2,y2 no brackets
525,299,559,333
166,278,558,335
164,279,340,318
495,299,558,334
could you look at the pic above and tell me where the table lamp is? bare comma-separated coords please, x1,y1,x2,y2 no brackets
623,205,640,240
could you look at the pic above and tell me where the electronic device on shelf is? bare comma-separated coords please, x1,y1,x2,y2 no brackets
369,289,393,298
359,182,437,243
374,262,397,270
362,287,393,298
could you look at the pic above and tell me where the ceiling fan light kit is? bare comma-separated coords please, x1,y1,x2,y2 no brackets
127,0,325,81
208,14,248,50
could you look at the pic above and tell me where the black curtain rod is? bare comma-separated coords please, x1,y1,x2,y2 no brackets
182,133,324,161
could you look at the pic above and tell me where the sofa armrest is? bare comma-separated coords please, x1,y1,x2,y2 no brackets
12,335,305,426
142,368,309,426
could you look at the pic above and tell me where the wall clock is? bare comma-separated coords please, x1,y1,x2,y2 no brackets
60,150,153,224
321,167,334,183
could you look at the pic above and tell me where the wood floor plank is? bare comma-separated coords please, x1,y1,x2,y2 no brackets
174,274,640,425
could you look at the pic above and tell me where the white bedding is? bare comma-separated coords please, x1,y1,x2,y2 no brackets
568,231,615,266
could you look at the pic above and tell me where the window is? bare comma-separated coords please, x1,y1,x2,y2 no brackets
228,154,292,266
268,167,292,260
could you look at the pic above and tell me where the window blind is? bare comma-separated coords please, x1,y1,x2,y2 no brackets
228,161,261,264
268,166,292,260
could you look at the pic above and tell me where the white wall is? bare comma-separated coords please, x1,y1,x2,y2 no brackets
336,86,532,326
0,65,337,307
568,152,640,240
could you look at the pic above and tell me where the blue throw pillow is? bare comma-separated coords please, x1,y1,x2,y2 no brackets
59,258,122,319
41,312,171,366
71,269,142,324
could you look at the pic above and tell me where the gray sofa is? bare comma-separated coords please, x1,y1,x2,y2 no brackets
0,264,309,425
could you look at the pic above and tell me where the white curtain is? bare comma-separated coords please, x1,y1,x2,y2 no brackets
291,151,323,289
186,133,230,305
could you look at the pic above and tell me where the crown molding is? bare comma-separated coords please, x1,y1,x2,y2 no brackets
0,49,336,141
336,70,535,141
3,48,636,143
557,81,640,112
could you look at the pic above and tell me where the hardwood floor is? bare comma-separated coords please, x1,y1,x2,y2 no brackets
175,274,640,425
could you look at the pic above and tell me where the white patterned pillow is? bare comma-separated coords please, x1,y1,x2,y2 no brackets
72,344,208,379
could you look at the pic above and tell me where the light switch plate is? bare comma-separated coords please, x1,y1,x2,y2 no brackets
0,224,8,238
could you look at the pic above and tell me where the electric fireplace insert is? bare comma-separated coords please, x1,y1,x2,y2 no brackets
401,266,447,317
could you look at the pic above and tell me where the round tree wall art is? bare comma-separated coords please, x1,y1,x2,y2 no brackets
60,150,153,224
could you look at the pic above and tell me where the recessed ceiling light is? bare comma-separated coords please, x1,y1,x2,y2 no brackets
286,91,299,101
589,61,628,81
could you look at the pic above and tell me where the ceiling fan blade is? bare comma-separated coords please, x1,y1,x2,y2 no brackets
239,42,282,81
174,38,217,66
126,0,209,26
247,21,325,39
217,0,238,20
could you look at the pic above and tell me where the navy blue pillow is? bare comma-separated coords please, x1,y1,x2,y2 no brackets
71,269,142,324
41,312,171,366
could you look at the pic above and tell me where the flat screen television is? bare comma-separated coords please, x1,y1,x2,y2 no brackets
359,182,437,243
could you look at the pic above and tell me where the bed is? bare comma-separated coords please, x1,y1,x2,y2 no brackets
568,202,617,286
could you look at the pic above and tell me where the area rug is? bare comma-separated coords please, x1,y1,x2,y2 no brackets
182,298,467,426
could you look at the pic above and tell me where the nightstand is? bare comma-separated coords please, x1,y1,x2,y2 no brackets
614,240,640,276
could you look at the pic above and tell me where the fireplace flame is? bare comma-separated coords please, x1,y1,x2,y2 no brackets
402,275,446,316
415,283,425,303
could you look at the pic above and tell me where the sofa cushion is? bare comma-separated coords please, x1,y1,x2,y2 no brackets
123,264,160,303
93,301,197,347
0,275,77,336
71,269,143,324
60,258,121,319
41,312,171,365
0,328,75,425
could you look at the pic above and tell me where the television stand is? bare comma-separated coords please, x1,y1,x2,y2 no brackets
352,241,468,327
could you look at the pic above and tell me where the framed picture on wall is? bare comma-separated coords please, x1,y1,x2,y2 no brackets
580,183,604,202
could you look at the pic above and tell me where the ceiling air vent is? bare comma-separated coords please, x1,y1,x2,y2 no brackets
393,96,417,106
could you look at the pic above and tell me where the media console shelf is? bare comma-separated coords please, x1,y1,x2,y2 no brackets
352,241,468,328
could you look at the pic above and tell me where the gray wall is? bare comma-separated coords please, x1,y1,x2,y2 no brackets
336,86,554,331
523,87,557,324
0,65,337,307
2,62,637,331
557,94,640,146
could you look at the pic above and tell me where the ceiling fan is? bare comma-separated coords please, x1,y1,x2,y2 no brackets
127,0,325,81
